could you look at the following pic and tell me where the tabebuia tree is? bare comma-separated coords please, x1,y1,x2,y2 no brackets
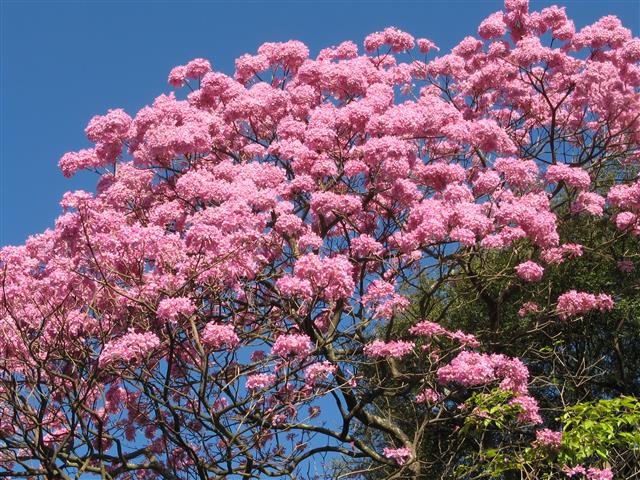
1,0,639,478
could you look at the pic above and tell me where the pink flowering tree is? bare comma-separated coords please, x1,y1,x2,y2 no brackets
1,0,639,478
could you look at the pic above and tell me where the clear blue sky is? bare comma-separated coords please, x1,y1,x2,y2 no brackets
1,0,638,247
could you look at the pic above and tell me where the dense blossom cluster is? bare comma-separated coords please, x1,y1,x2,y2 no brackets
271,333,314,358
515,260,545,282
1,0,637,477
437,351,530,394
156,297,197,323
564,465,614,480
363,340,416,358
556,291,615,320
99,329,161,367
200,322,240,350
245,373,276,390
535,428,563,449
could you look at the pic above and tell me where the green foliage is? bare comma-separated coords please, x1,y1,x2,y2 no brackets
559,396,640,465
460,389,524,434
455,396,640,479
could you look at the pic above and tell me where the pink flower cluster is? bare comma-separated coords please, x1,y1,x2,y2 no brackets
545,164,591,190
541,243,584,264
409,320,479,347
509,394,543,424
478,12,507,39
608,180,640,235
563,465,613,480
276,254,354,302
515,261,545,282
168,58,212,87
200,323,239,350
415,388,442,404
271,333,314,359
437,351,541,424
572,192,605,216
99,329,160,367
585,469,613,480
58,109,132,177
556,290,614,319
383,446,412,465
43,427,70,447
617,259,634,272
156,297,196,323
437,351,530,394
304,361,337,385
534,428,562,449
245,373,276,390
363,340,415,358
518,301,540,317
361,279,410,320
364,27,415,53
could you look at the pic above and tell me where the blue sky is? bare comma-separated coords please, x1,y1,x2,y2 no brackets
1,0,638,247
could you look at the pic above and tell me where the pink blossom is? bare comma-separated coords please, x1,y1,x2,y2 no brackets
438,351,531,398
617,259,634,272
351,234,384,257
409,320,479,347
608,180,640,212
245,373,276,390
473,170,502,195
99,329,160,367
43,427,70,447
494,157,538,189
201,323,239,350
563,465,587,477
363,340,415,358
213,397,228,411
510,394,543,424
535,428,562,449
586,468,613,480
541,243,584,264
58,149,103,178
417,38,438,54
271,333,313,359
621,38,640,62
257,40,309,71
383,446,412,465
185,58,212,79
556,290,614,319
168,65,187,87
364,27,415,53
156,297,196,323
614,211,638,232
317,41,359,61
518,302,540,317
415,388,442,403
572,192,605,216
545,164,591,190
277,254,354,302
452,36,484,59
85,108,132,145
478,12,507,39
573,15,631,50
304,361,337,385
515,261,544,282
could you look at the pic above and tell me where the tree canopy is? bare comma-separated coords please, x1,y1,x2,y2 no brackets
1,1,639,478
